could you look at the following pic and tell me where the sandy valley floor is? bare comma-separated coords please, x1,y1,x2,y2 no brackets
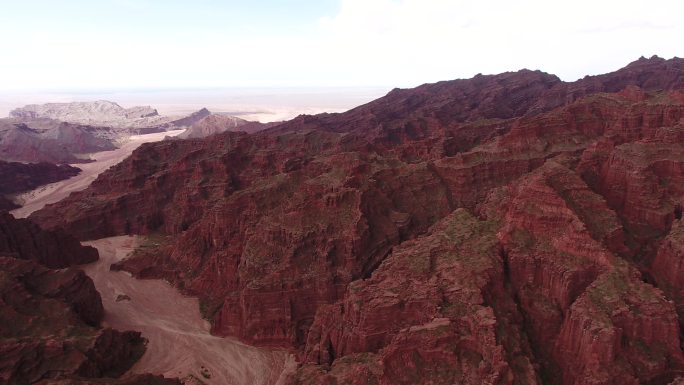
11,129,294,384
11,130,185,218
83,236,293,385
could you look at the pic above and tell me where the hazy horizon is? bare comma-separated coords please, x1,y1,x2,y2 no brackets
1,0,682,92
0,86,392,122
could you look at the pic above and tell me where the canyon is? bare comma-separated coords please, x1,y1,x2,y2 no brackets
0,101,261,166
5,55,684,384
0,212,181,384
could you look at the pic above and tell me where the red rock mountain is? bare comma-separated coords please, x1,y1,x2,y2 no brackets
0,212,181,384
0,212,98,268
176,113,275,139
1,101,214,164
0,160,81,210
0,118,116,163
31,56,684,384
0,257,181,385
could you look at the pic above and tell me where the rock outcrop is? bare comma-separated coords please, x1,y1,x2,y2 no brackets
0,160,81,195
296,209,537,384
0,216,181,383
10,101,215,134
10,101,165,130
176,113,273,139
30,56,684,384
0,160,81,210
0,257,146,384
2,101,220,163
0,118,116,163
0,212,98,268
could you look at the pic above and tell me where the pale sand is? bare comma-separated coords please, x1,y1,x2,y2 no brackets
83,236,295,385
10,130,185,218
11,127,299,383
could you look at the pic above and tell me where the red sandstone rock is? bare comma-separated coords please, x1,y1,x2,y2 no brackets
299,209,538,384
27,57,684,383
488,160,684,384
0,160,81,196
0,257,146,384
36,375,183,385
653,219,684,320
0,160,80,211
0,212,98,268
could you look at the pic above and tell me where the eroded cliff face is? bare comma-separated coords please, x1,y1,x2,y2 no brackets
0,213,181,384
297,209,537,385
489,161,684,384
0,160,81,211
30,56,684,383
0,212,99,268
0,160,81,210
0,257,148,384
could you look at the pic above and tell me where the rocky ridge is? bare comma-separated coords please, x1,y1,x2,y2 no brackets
0,212,98,268
1,101,214,164
0,211,181,384
0,160,81,210
0,256,180,385
30,56,684,384
9,101,212,136
0,118,116,163
11,101,171,130
176,113,273,139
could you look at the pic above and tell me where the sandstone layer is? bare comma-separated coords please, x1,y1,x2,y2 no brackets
30,56,684,384
0,160,81,211
0,257,167,384
0,212,98,268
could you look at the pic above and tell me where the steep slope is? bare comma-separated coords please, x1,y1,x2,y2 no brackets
0,210,181,384
0,257,181,385
176,113,272,139
0,160,81,210
10,101,211,134
0,118,116,163
30,56,684,384
11,101,166,129
0,212,98,268
0,160,81,194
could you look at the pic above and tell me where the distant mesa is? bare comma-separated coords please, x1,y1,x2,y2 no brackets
176,112,276,139
0,117,116,163
9,100,163,129
8,100,209,133
1,101,213,164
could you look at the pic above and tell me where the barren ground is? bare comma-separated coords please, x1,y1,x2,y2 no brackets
11,129,295,384
11,130,185,218
83,236,294,385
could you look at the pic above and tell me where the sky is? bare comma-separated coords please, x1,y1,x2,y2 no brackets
0,0,682,91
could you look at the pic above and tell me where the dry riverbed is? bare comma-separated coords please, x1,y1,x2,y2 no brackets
83,236,294,385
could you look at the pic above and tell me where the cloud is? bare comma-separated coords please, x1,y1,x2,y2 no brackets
0,0,682,90
309,0,684,85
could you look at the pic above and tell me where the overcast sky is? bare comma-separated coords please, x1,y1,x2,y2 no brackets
0,0,682,91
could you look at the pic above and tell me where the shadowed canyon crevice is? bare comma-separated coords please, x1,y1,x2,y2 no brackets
15,56,684,384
